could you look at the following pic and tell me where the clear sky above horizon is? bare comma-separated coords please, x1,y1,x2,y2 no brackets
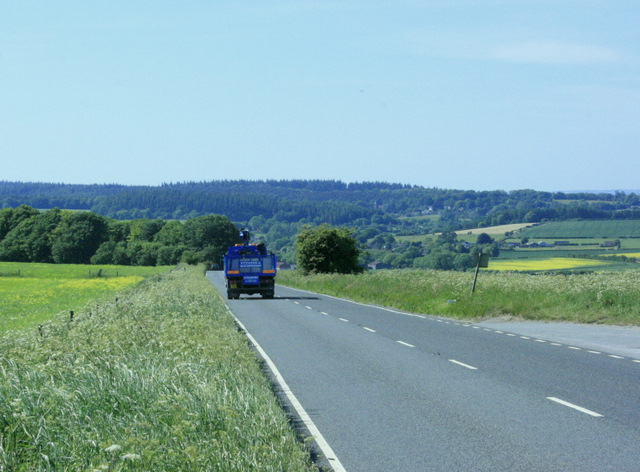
2,1,638,192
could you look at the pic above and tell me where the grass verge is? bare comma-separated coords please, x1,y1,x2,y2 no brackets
0,265,316,471
277,269,640,325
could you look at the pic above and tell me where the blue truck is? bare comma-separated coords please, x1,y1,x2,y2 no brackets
223,230,277,299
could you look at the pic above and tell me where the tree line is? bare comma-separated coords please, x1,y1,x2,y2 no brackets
2,180,639,230
0,206,238,267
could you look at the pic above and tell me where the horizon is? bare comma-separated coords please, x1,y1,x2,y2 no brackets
2,178,639,196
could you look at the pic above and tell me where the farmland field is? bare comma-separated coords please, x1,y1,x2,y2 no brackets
0,262,170,333
457,223,533,236
519,220,640,238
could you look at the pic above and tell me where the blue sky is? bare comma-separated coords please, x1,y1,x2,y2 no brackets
2,1,638,192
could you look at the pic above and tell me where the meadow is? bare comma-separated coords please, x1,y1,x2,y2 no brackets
0,265,315,471
0,262,170,333
277,269,640,326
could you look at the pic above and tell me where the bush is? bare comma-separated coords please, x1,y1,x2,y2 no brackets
296,224,363,275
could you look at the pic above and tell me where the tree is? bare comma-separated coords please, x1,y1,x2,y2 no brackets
0,205,40,241
129,218,166,242
182,214,238,265
476,232,493,245
154,220,184,246
0,208,62,263
50,212,108,264
296,224,363,275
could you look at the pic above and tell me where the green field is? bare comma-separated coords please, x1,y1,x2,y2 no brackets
0,265,315,471
520,220,640,238
0,262,170,333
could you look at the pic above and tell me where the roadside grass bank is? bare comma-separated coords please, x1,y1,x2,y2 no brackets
0,262,171,333
277,269,640,326
0,265,316,471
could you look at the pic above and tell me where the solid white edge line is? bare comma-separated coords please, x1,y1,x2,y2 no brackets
229,309,347,472
448,359,478,370
546,397,603,418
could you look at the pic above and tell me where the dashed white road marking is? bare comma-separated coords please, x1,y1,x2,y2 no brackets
339,318,349,323
363,327,376,333
305,306,313,310
449,359,478,370
283,286,640,367
546,397,604,418
397,340,415,348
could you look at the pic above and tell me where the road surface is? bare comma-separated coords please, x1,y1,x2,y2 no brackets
207,271,640,471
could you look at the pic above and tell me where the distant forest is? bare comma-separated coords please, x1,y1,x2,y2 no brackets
2,180,639,268
2,180,639,231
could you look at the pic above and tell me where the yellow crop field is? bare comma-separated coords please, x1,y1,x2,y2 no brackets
486,257,609,272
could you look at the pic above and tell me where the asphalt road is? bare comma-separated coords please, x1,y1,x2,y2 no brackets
206,271,640,472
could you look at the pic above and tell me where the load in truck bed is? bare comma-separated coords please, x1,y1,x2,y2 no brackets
223,243,277,299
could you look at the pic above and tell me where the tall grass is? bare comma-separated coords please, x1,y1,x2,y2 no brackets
277,269,640,325
0,265,315,471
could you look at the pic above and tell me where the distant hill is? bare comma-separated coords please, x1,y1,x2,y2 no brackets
1,180,639,229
